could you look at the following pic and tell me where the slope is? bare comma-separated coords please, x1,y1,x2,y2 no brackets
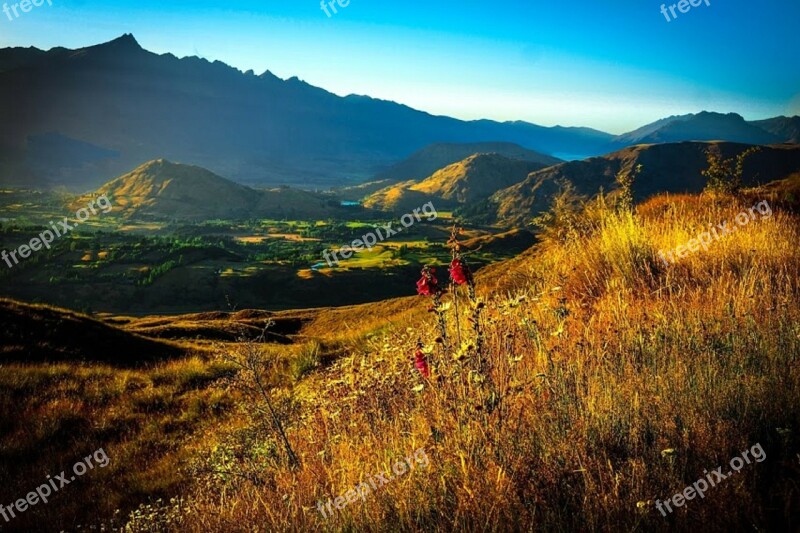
614,111,779,145
84,159,351,220
374,142,562,182
0,35,610,189
488,142,800,226
749,115,800,143
0,298,186,364
364,153,546,212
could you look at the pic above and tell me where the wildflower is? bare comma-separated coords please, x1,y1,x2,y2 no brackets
449,257,469,285
414,342,430,378
417,265,447,342
416,266,440,297
453,342,474,361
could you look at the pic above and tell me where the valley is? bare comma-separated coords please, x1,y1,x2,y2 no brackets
0,188,528,314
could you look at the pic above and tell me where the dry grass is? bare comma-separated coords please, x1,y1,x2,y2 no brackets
154,191,800,531
0,357,236,531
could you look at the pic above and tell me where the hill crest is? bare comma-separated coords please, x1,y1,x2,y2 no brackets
87,159,352,220
374,142,562,182
487,142,800,226
365,153,546,212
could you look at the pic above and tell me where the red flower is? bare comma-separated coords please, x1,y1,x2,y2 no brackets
416,267,439,296
414,348,430,378
449,258,469,285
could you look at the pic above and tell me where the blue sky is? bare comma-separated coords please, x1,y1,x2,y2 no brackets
1,0,798,134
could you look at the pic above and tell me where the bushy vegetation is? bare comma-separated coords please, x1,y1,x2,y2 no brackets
702,146,761,196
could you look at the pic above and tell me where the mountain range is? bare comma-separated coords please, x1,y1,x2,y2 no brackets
614,112,783,145
0,35,797,191
0,35,609,190
88,141,800,226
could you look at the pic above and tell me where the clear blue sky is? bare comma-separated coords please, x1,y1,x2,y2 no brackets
1,0,798,134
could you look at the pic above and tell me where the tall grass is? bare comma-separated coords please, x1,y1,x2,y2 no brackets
161,192,800,531
0,357,235,531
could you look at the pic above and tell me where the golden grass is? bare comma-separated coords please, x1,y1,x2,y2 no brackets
169,192,800,531
0,357,236,531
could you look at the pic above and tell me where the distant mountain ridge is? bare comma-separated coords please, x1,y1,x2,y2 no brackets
1,35,796,192
613,112,784,145
749,116,800,143
0,35,610,190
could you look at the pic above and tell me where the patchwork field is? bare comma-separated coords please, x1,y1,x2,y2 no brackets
0,191,529,314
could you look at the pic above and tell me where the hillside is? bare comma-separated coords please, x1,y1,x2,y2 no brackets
750,115,800,143
188,191,800,531
487,142,800,225
84,159,351,220
364,153,546,212
0,298,186,364
3,187,800,530
374,141,562,182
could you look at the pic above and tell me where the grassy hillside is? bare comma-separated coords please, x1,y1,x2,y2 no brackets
3,186,800,530
161,188,799,532
0,300,237,531
365,154,545,212
0,299,187,364
84,159,353,221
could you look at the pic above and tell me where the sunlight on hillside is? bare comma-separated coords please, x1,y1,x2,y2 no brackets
93,189,798,532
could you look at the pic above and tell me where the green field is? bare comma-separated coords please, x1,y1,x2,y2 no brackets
0,190,529,314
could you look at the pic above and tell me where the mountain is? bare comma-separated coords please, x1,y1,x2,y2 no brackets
614,112,779,146
87,159,354,220
3,35,796,192
410,154,548,202
749,116,800,143
363,153,546,212
374,142,562,182
485,142,800,226
0,35,612,190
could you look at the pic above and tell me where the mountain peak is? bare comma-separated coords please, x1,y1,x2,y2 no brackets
68,33,145,62
107,33,142,49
